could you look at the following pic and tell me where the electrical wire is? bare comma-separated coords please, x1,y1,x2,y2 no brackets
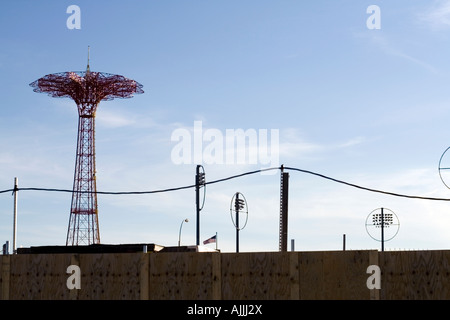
283,166,450,201
1,166,450,201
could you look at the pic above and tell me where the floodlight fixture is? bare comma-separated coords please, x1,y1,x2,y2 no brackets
230,192,248,253
365,207,400,251
195,165,206,245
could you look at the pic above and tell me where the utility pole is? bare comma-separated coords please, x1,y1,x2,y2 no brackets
235,193,240,252
279,166,289,252
13,177,18,254
231,192,247,253
195,165,205,246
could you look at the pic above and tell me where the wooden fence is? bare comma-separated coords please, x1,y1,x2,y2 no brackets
1,250,450,299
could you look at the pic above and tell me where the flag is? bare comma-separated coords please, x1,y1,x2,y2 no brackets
203,235,216,245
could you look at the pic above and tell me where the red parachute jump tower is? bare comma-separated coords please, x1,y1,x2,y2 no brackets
30,48,144,245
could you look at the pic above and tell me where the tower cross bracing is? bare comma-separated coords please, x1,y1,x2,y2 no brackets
30,50,143,245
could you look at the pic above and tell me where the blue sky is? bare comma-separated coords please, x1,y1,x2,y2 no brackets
2,1,450,252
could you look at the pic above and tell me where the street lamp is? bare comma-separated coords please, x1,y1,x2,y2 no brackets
178,218,189,246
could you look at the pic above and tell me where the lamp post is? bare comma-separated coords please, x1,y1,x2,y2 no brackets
178,218,189,246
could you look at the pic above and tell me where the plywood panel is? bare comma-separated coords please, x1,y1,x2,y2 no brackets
342,250,374,300
322,251,346,299
140,253,149,300
381,250,450,300
78,253,143,300
149,252,218,300
9,254,71,300
0,255,10,300
380,251,409,299
5,249,450,300
299,251,324,299
412,250,450,299
368,250,380,300
299,250,374,300
248,252,291,299
221,252,248,299
289,252,300,299
221,252,293,300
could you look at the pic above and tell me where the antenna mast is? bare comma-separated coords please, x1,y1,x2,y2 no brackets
86,46,91,73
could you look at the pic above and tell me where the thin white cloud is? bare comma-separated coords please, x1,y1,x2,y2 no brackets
96,108,136,128
353,30,438,74
418,0,450,30
365,33,438,74
335,136,366,149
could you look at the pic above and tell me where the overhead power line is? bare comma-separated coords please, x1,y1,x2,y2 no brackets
1,166,449,201
283,167,450,202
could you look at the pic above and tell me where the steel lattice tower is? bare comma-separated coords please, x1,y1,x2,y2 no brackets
30,49,143,245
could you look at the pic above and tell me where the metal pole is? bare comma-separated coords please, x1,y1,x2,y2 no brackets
178,218,188,246
381,207,384,252
2,241,9,255
343,234,346,251
195,165,200,246
235,193,239,253
13,177,18,254
279,167,289,252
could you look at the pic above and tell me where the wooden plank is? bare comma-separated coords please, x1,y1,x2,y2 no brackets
380,251,407,299
9,254,72,300
140,253,149,300
380,250,450,300
78,253,142,300
6,250,450,300
299,251,324,299
346,250,376,300
322,251,346,299
221,252,293,300
10,254,40,299
406,250,449,300
289,252,299,300
438,251,450,299
149,252,217,299
1,255,10,300
221,252,244,299
249,252,291,299
248,253,270,299
409,250,432,299
221,252,249,299
211,252,221,300
299,250,373,300
68,254,80,300
368,250,380,300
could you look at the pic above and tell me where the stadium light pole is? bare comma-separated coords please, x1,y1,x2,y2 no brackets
195,165,205,246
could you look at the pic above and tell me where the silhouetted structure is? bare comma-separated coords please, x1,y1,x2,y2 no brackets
279,167,289,251
29,48,143,245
